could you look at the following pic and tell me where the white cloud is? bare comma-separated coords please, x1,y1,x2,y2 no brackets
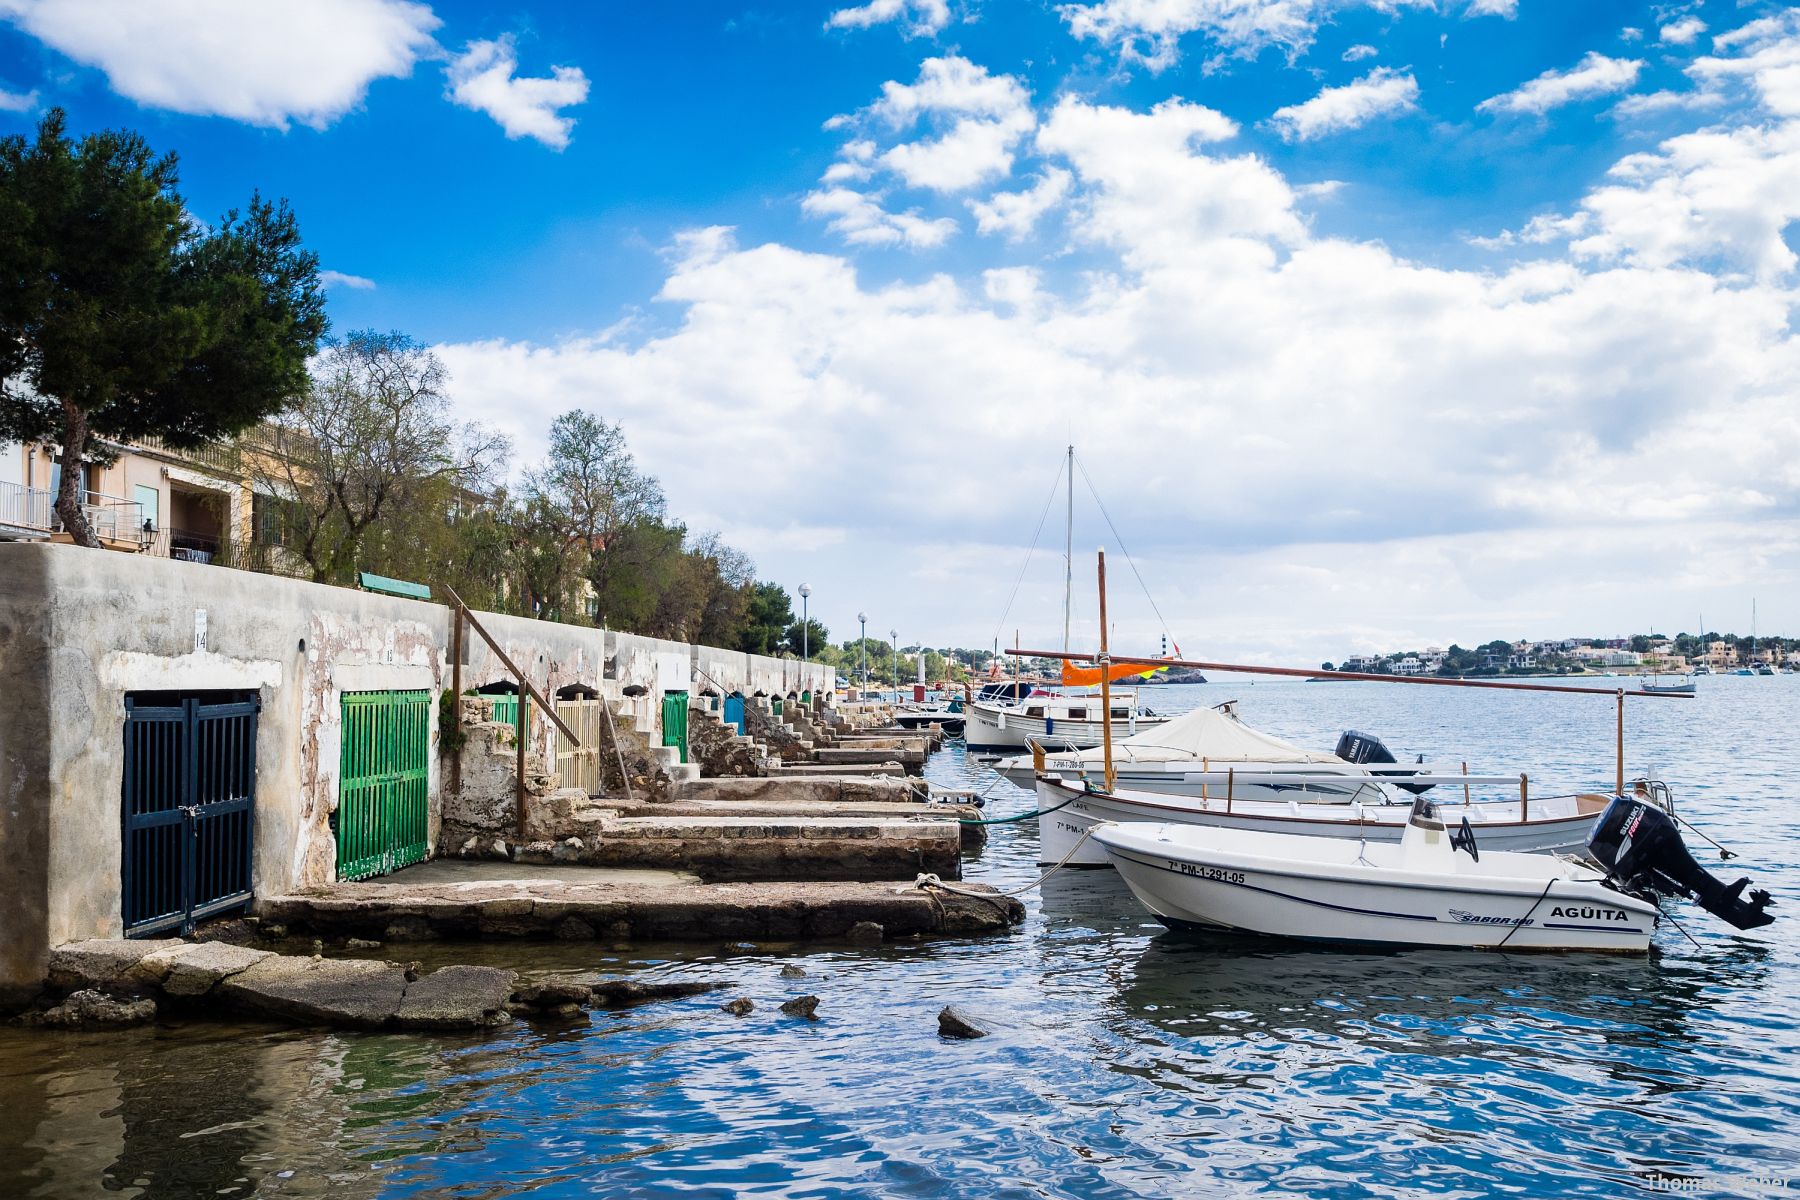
0,83,35,111
1465,0,1516,17
969,167,1073,239
1268,67,1419,141
446,36,589,149
830,56,1037,194
1477,51,1644,116
320,270,377,290
1659,16,1706,47
800,186,958,247
1611,87,1727,118
826,0,950,37
1342,44,1377,62
432,35,1800,663
0,0,438,128
1060,0,1425,73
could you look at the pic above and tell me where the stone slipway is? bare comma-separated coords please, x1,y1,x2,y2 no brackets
259,870,1025,943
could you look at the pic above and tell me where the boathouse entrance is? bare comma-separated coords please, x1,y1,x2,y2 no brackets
121,691,261,937
661,690,689,764
555,685,603,794
335,689,431,881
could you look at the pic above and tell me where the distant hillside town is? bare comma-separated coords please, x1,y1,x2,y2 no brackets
1325,632,1795,677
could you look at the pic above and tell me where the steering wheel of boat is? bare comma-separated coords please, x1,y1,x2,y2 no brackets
1449,815,1479,862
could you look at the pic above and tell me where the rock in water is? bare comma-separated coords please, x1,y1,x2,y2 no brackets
395,966,518,1030
588,979,729,1008
779,964,806,978
845,921,884,947
22,989,157,1028
937,1005,989,1039
722,998,755,1016
779,995,820,1019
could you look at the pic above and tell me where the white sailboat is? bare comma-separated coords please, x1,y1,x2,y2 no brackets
967,446,1172,750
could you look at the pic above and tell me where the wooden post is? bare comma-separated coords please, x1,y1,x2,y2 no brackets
450,603,463,801
1520,773,1529,821
1615,688,1626,796
1462,760,1469,807
515,689,527,842
1098,549,1115,794
1226,767,1234,813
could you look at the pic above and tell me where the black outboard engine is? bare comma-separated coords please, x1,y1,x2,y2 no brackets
1588,796,1775,930
1334,730,1433,795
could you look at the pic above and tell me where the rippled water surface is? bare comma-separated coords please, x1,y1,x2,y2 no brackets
3,677,1798,1197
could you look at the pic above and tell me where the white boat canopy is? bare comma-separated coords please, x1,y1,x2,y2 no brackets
1041,702,1346,766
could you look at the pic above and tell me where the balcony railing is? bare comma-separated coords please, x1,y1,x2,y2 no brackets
0,480,147,546
127,434,243,476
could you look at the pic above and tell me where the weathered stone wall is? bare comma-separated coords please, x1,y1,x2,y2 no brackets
688,705,765,777
0,541,836,991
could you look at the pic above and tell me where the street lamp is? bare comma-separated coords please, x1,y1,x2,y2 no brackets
890,629,899,696
857,611,867,686
798,583,811,661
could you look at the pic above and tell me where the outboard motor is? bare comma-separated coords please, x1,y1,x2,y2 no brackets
1588,796,1775,930
1334,730,1433,795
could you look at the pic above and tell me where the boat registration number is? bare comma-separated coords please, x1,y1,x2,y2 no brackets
1169,861,1245,884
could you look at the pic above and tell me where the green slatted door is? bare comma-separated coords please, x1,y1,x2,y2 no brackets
661,691,689,764
337,689,431,880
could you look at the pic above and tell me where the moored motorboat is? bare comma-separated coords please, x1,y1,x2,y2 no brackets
965,687,1170,750
1091,797,1660,952
995,701,1465,798
1034,774,1618,865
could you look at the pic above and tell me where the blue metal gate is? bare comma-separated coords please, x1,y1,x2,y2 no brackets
122,693,260,937
723,693,746,735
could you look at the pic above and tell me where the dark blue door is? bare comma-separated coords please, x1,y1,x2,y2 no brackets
122,693,260,936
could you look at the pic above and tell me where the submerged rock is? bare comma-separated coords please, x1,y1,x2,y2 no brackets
845,921,884,947
588,979,730,1008
395,966,517,1030
779,995,820,1020
937,1005,989,1039
23,989,156,1028
512,978,594,1008
345,937,383,951
779,964,806,979
722,998,755,1016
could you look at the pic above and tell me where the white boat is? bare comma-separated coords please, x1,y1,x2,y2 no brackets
890,701,965,734
1641,674,1697,695
994,701,1457,798
1035,775,1616,865
965,688,1170,750
1091,799,1659,952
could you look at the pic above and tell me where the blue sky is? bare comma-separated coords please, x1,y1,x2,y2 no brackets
3,0,1797,661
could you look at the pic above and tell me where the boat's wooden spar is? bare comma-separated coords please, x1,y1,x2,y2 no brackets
1006,647,1696,700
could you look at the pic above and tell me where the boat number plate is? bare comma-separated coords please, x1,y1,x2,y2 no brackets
1170,861,1246,884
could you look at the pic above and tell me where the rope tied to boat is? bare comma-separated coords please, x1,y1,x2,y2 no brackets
955,789,1084,826
912,822,1105,901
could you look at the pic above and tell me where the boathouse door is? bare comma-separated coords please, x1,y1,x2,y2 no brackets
335,689,431,881
661,691,689,764
121,692,260,937
723,692,745,735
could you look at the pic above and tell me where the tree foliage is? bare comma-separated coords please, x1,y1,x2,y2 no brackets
254,330,508,583
0,109,325,544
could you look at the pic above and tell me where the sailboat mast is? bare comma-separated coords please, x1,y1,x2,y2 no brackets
1063,444,1073,657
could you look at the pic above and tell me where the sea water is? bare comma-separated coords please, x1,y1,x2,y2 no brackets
1,676,1796,1197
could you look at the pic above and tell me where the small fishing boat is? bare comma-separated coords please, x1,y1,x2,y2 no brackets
1641,674,1697,695
890,698,965,735
1091,797,1658,952
1035,774,1615,864
965,688,1170,750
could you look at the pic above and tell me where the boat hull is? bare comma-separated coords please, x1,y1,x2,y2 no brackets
1035,779,1604,866
965,702,1167,750
1094,826,1655,953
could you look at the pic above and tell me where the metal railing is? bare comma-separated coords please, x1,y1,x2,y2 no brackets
0,480,53,532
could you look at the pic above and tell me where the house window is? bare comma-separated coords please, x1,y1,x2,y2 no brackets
134,485,159,530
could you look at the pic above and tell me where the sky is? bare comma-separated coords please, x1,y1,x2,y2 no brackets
3,0,1798,665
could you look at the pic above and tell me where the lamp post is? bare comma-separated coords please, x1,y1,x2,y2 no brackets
798,583,811,662
857,611,867,687
890,629,899,696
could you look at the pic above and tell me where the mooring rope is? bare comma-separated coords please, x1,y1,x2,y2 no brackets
913,822,1104,901
956,790,1083,826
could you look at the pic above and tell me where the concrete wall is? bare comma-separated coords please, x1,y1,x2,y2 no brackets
0,540,835,991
